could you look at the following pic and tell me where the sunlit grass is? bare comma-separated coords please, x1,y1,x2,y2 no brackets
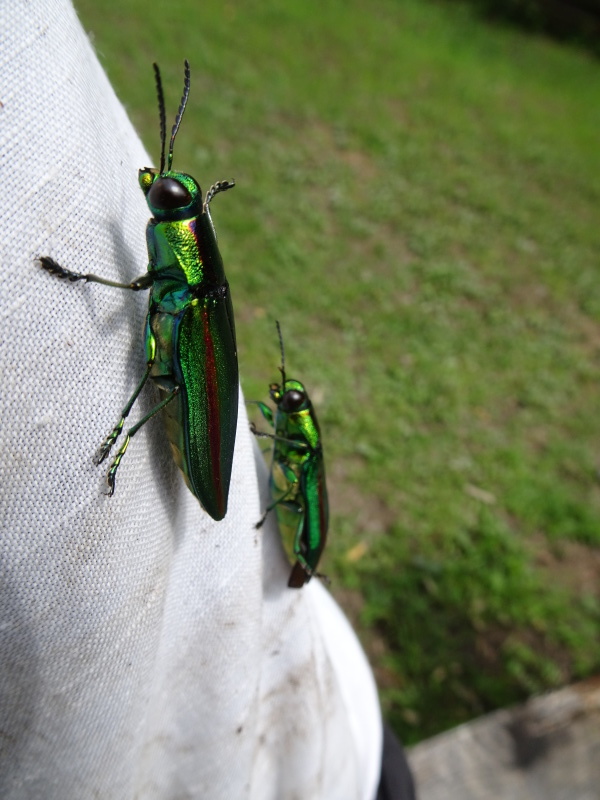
75,0,600,743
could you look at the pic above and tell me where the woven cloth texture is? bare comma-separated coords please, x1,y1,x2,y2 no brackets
0,2,382,798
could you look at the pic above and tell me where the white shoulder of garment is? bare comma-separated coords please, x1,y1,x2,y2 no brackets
0,1,382,798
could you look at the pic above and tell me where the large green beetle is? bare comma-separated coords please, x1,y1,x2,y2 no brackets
39,61,237,520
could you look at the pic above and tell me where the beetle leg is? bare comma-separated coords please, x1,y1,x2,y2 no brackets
291,507,309,569
95,362,154,465
249,421,273,439
249,423,310,452
246,401,275,427
38,256,152,291
203,180,235,209
287,505,314,588
104,386,181,496
255,470,299,530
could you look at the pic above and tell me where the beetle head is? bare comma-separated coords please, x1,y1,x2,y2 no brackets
140,61,203,219
139,168,203,220
270,379,309,413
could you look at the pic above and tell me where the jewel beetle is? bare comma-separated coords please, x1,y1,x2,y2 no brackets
38,61,237,521
252,322,329,587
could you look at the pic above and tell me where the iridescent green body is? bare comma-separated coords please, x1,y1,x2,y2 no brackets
140,169,238,520
38,62,237,520
256,377,328,588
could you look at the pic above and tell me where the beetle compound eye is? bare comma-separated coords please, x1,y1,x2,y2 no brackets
281,389,305,412
148,177,193,210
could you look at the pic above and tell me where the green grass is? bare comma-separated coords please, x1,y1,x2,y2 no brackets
75,0,600,744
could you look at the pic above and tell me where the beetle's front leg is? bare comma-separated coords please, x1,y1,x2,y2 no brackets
248,422,310,452
203,180,235,209
38,256,152,291
247,401,274,428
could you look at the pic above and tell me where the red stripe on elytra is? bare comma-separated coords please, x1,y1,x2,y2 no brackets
202,304,224,516
318,473,327,547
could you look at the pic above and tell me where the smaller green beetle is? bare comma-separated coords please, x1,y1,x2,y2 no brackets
252,323,329,588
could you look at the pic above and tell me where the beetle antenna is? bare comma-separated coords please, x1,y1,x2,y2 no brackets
276,320,286,386
153,63,167,175
167,59,190,172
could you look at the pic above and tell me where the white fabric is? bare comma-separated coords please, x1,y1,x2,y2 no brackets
0,2,382,798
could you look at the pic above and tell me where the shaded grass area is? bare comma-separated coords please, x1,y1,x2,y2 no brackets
75,0,600,743
450,0,600,55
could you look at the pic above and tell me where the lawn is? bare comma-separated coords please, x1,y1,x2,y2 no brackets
74,0,600,743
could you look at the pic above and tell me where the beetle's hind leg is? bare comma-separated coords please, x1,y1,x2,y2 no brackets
255,466,299,530
94,363,154,466
104,386,180,496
